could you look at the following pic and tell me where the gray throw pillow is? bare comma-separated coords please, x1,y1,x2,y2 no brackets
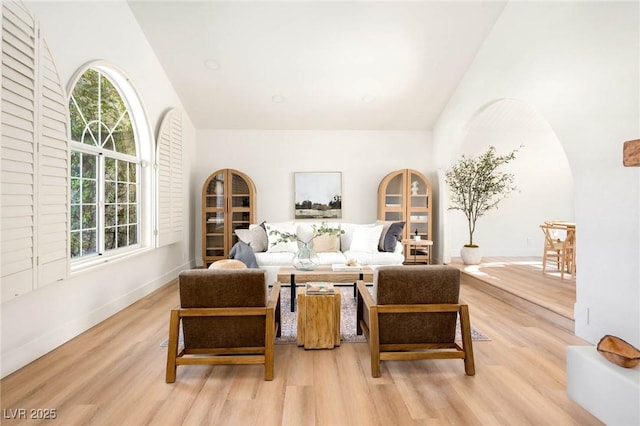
229,241,259,268
382,221,405,252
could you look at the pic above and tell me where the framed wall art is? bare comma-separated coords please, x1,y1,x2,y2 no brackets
294,172,342,219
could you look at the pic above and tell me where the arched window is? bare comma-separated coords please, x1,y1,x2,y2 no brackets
68,64,151,263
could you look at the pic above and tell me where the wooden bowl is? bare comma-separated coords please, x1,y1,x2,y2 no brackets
597,335,640,368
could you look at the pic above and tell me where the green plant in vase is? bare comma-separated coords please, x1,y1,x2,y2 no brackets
445,145,520,265
269,222,345,270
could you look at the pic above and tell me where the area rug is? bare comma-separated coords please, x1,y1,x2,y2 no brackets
161,286,489,346
276,286,490,344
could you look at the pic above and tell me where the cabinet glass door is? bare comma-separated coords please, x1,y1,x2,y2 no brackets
383,173,405,222
204,172,225,259
202,169,256,267
408,171,429,240
228,173,252,249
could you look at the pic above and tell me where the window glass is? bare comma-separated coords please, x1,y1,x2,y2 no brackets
69,68,141,260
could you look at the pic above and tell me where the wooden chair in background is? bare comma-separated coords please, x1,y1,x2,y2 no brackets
356,265,475,378
540,222,576,280
166,269,281,382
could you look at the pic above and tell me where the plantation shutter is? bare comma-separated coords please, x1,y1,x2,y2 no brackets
1,0,68,303
36,37,68,286
1,0,37,302
155,108,183,247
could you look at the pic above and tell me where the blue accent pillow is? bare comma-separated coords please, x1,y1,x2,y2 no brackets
229,241,259,268
383,221,405,252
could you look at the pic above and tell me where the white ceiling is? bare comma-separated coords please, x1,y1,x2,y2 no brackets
128,1,507,130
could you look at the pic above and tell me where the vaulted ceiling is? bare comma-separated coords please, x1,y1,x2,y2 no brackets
128,1,507,130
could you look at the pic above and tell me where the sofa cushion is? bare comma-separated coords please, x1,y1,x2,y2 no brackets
316,251,348,265
349,224,383,253
235,224,268,252
265,222,298,252
378,221,405,252
312,234,340,252
255,251,295,266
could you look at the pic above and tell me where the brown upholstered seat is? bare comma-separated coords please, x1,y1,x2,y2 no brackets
356,265,475,377
166,269,281,382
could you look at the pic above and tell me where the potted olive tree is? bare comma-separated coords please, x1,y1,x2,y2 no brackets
445,146,519,265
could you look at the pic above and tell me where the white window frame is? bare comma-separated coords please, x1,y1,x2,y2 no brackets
67,61,154,272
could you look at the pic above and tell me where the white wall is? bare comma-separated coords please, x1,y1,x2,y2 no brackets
446,98,574,257
194,130,432,265
433,3,639,420
435,0,639,346
0,1,198,377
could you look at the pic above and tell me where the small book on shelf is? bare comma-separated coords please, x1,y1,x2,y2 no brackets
305,282,335,295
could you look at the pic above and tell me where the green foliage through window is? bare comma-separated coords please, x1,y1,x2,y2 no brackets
69,68,140,259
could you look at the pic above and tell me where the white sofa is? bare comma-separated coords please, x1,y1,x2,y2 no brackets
234,221,405,267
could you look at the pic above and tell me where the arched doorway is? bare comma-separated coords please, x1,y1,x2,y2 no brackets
446,98,574,259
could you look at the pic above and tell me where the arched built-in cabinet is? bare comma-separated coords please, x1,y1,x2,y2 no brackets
202,169,256,267
377,169,432,263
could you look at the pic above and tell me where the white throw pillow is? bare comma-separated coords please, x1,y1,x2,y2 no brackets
349,224,383,253
265,222,299,253
235,224,268,252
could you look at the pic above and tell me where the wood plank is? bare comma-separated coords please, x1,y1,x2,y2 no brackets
449,256,575,323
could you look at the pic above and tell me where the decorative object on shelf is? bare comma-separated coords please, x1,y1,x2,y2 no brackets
294,172,342,219
445,146,520,265
411,180,419,196
414,228,420,240
597,335,640,368
269,222,345,271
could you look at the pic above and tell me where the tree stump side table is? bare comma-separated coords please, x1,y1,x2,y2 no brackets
296,291,341,349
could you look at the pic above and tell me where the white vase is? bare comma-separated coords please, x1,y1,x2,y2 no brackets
460,246,482,265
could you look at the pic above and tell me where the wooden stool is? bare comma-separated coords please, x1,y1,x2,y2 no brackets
297,292,341,349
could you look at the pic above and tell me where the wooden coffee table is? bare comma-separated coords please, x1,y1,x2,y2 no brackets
277,265,374,312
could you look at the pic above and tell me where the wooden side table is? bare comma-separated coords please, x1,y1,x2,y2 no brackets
297,291,341,349
402,239,433,264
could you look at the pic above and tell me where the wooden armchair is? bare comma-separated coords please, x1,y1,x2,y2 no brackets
166,269,281,382
356,265,475,378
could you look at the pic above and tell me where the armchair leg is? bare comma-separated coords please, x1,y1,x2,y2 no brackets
459,305,475,376
265,307,275,381
166,310,180,383
369,306,381,378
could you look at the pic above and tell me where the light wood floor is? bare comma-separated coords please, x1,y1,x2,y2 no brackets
0,260,600,426
449,256,576,331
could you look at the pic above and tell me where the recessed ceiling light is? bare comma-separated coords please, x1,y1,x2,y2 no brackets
204,59,220,70
272,95,285,103
361,95,375,103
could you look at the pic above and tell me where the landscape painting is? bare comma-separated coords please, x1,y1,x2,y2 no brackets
294,172,342,219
